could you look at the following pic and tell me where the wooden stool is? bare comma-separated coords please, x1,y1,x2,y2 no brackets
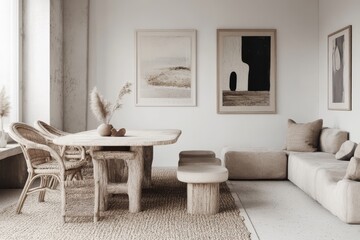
179,150,216,159
177,165,228,215
178,157,222,166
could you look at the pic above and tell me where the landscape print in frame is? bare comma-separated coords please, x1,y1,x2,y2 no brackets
328,25,352,111
136,30,196,106
217,29,276,113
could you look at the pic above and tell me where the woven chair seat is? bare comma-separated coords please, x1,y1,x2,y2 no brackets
35,160,87,170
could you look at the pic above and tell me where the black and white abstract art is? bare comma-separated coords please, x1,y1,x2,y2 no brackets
217,29,276,113
328,26,352,110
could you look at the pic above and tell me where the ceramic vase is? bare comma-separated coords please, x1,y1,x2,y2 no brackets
0,131,7,148
97,123,113,136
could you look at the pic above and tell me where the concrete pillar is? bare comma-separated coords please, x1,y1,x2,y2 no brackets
23,0,89,131
63,0,89,132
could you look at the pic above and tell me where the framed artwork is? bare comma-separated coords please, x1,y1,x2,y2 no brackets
328,25,352,111
136,29,196,106
217,29,276,114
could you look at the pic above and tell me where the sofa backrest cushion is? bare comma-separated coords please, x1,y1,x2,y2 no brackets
354,144,360,158
320,128,349,154
335,140,357,160
344,157,360,181
286,119,323,152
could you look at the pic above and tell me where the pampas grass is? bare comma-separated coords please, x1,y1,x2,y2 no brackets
90,87,111,123
0,86,11,131
90,82,132,124
0,87,10,118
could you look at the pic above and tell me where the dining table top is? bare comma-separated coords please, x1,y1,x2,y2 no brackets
52,129,182,147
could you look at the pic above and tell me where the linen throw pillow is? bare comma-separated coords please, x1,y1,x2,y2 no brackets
344,157,360,181
286,119,323,152
335,140,357,160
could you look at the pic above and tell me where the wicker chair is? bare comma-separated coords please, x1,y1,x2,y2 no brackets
34,120,68,137
34,121,85,158
34,120,92,178
8,122,87,222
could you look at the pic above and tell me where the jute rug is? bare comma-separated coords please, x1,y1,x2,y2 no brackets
0,169,251,240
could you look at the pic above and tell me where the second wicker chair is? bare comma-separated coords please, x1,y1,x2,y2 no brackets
34,120,92,177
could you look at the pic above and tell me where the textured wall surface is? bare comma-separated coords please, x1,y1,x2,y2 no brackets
50,0,63,129
87,0,319,166
63,0,89,132
21,0,360,167
23,0,88,131
318,0,360,142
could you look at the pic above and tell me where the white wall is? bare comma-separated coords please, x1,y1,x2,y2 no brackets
319,0,360,142
88,0,319,166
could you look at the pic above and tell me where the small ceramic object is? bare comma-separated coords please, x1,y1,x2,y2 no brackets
97,123,113,136
111,128,126,137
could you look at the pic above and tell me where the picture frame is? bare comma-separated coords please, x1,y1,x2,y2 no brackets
135,29,196,106
328,25,352,111
217,29,276,114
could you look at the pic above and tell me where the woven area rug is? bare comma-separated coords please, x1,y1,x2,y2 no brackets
0,169,251,240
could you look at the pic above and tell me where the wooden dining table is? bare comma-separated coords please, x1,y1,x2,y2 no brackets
53,129,181,221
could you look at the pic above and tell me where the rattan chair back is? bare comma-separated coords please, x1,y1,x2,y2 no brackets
34,120,68,138
8,122,57,170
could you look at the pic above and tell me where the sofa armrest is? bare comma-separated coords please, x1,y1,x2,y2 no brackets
221,147,287,180
335,179,360,223
220,146,282,161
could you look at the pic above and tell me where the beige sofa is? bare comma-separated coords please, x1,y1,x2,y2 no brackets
223,128,360,223
287,127,360,223
288,151,360,223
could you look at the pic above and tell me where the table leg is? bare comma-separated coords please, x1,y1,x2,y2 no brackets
127,146,144,213
93,157,108,220
143,146,153,188
93,158,99,222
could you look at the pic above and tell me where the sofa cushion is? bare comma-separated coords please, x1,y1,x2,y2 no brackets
288,152,347,198
315,167,351,220
335,140,357,160
354,144,360,158
344,157,360,181
288,151,360,223
286,119,323,152
319,128,348,154
334,179,360,223
224,150,287,179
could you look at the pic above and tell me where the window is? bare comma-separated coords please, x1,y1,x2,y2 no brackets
0,0,21,128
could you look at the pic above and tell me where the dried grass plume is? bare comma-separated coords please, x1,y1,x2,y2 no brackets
90,82,132,124
90,87,111,123
0,86,10,118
